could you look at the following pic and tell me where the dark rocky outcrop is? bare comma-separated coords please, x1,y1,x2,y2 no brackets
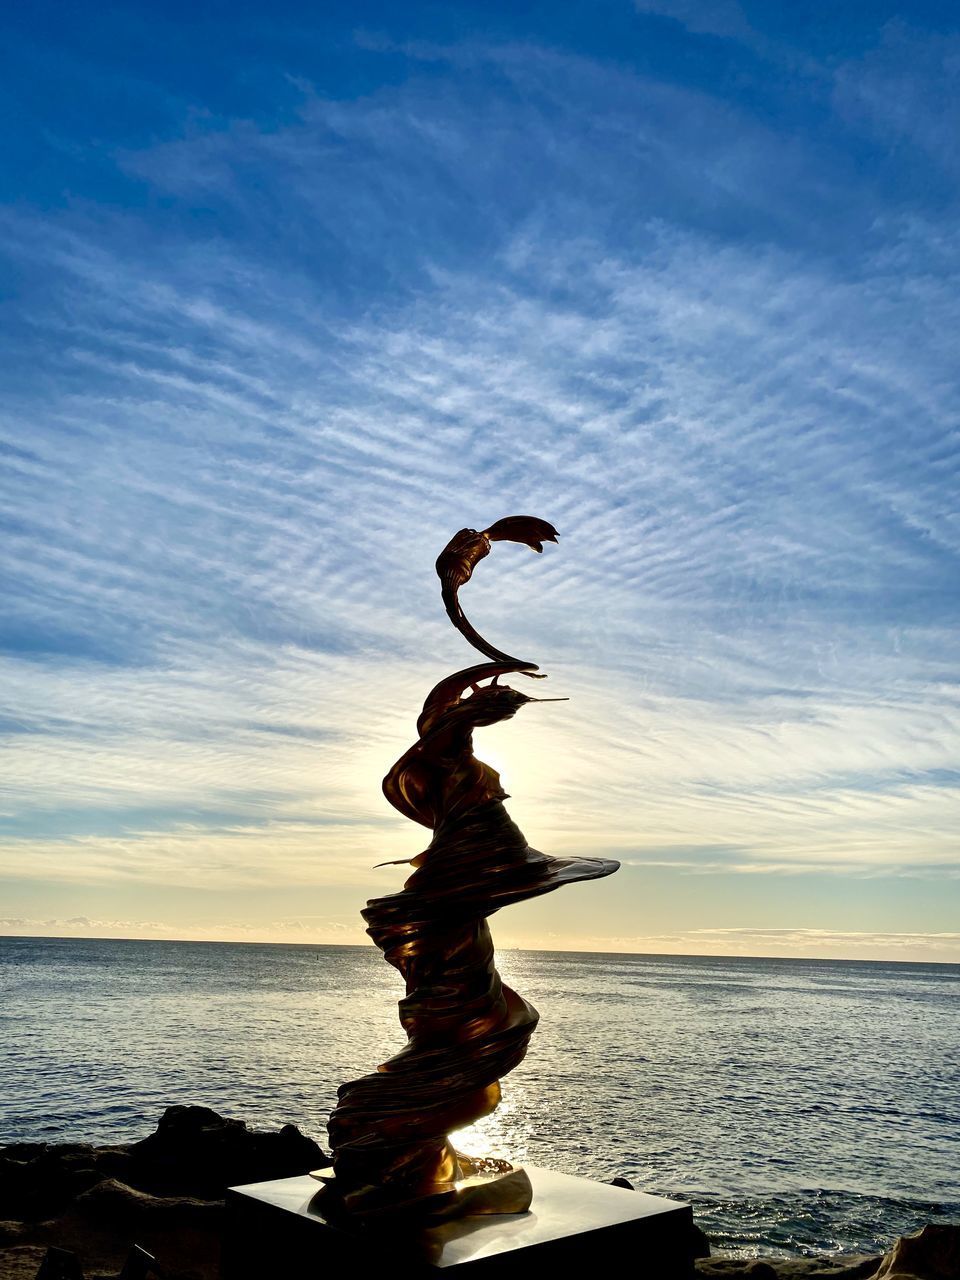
0,1106,329,1222
0,1108,330,1280
75,1180,222,1229
126,1106,329,1198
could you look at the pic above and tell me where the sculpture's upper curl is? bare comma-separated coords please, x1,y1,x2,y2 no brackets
435,516,559,669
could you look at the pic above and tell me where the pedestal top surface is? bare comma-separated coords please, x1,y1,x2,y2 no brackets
228,1166,689,1269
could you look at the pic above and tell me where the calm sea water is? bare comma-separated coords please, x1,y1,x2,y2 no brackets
1,937,958,1258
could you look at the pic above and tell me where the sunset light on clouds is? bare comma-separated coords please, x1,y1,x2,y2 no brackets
2,2,958,961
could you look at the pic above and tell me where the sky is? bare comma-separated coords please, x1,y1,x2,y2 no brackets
1,1,958,962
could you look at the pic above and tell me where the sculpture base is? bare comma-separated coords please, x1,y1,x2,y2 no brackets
224,1167,696,1278
310,1162,534,1220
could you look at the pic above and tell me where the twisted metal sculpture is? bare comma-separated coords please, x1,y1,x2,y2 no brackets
316,517,619,1220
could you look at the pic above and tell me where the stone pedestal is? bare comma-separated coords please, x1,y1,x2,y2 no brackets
223,1166,695,1278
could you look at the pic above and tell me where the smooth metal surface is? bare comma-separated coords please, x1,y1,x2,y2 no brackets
228,1169,691,1273
322,517,620,1218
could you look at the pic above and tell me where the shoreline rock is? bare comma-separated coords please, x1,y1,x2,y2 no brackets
1,1110,956,1279
692,1222,960,1279
0,1107,330,1280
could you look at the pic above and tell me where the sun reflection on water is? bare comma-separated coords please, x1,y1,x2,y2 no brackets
451,1077,536,1166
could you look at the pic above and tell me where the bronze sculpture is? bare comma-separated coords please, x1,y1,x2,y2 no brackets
315,517,620,1219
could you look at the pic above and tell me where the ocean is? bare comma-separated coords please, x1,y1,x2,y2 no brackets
1,936,958,1259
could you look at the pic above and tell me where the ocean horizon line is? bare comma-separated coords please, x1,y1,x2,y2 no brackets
3,933,959,969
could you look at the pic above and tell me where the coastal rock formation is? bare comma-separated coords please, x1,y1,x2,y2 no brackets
0,1108,329,1280
870,1223,960,1279
0,1106,328,1219
127,1105,329,1197
75,1178,221,1228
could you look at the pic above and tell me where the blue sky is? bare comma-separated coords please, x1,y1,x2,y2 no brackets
1,1,958,959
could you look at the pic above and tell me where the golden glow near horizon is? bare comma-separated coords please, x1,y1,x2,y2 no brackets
3,655,959,962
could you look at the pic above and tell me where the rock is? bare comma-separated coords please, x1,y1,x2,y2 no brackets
0,1145,47,1163
0,1244,48,1280
0,1108,329,1280
0,1145,106,1221
697,1258,882,1279
35,1245,84,1278
0,1106,330,1280
697,1262,779,1278
91,1150,135,1183
64,1168,105,1199
75,1179,223,1228
779,1258,883,1279
694,1228,960,1280
870,1223,960,1279
127,1105,330,1197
